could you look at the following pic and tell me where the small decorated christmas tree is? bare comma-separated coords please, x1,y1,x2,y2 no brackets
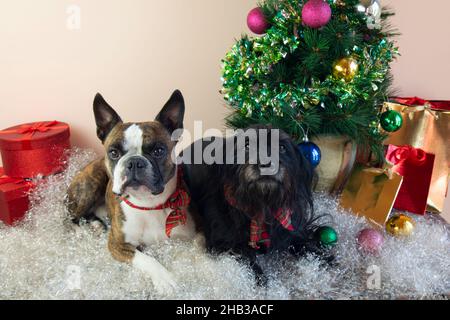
221,0,398,160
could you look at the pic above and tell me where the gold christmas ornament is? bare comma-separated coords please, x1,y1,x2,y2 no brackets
332,57,359,82
386,214,416,237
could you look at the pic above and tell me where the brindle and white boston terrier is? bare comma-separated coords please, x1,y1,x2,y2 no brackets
66,90,201,294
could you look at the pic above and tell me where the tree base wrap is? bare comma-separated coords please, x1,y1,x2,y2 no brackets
340,164,403,228
0,168,33,226
0,121,70,178
383,97,450,213
386,145,435,215
311,135,357,194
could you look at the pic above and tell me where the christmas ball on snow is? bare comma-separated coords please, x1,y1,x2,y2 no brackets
247,7,270,35
316,226,338,247
386,214,415,237
380,110,403,132
298,141,321,167
302,0,332,29
357,228,384,254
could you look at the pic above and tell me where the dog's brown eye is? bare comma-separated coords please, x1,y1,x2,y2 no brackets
109,149,120,160
152,146,166,158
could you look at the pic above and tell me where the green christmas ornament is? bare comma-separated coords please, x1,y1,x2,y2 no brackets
380,110,403,132
317,226,338,246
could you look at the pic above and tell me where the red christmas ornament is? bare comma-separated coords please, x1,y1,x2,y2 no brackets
302,0,332,28
247,7,269,35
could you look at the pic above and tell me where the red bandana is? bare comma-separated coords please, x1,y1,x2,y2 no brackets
119,168,190,238
224,186,294,249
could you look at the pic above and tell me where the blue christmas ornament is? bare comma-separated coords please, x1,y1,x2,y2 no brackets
298,141,321,167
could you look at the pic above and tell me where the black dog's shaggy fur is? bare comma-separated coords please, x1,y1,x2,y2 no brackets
183,125,329,282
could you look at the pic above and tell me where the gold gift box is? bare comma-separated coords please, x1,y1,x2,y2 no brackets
340,164,403,228
382,101,449,213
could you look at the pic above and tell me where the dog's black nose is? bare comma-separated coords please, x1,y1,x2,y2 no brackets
125,156,148,172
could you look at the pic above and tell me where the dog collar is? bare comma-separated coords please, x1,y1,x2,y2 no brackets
224,186,294,249
119,168,190,238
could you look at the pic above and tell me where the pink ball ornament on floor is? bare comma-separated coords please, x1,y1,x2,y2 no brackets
247,7,270,35
302,0,332,29
357,228,384,254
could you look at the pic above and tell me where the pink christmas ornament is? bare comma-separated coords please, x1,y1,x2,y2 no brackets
357,228,384,254
247,7,269,35
302,0,332,28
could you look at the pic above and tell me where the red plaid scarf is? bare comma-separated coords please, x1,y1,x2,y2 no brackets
224,186,294,249
119,168,190,237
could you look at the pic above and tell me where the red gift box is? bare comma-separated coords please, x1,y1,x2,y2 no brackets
385,145,435,215
0,121,70,178
0,168,34,225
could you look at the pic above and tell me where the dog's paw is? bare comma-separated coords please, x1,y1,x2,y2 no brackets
151,269,178,295
132,251,178,295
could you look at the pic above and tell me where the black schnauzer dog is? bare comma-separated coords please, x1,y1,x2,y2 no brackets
182,125,329,283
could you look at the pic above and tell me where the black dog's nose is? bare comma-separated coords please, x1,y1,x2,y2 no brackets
125,156,148,171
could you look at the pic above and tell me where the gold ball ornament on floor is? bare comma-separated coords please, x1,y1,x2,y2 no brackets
386,214,416,237
332,57,359,82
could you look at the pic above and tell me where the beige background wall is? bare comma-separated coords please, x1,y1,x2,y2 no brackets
0,0,449,212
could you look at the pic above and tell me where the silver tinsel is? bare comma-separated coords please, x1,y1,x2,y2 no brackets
0,149,449,299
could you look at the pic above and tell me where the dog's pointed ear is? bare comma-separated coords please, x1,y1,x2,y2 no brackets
155,90,185,134
93,93,122,142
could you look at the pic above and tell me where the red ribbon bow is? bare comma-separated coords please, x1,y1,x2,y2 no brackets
16,121,59,137
224,186,294,249
152,186,190,238
248,208,294,249
0,120,60,142
386,145,427,167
